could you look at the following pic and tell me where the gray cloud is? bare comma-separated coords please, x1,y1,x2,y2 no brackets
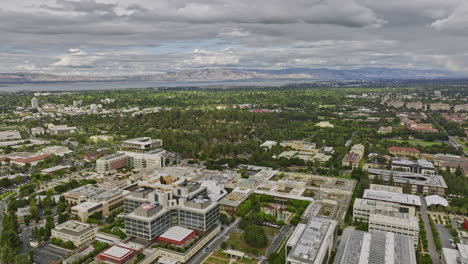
0,0,466,74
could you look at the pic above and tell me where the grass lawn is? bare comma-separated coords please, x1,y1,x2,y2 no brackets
453,137,468,152
263,226,280,236
386,139,443,147
225,232,270,256
206,250,257,264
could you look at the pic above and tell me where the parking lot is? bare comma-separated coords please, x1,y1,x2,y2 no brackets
33,243,70,264
436,224,455,249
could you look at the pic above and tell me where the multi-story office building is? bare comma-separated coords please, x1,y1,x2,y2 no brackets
362,189,421,207
123,187,155,214
366,168,448,196
286,217,337,264
31,98,39,109
334,229,416,264
391,159,436,175
63,185,107,206
368,210,419,244
353,198,416,223
66,185,127,221
124,186,220,241
122,149,166,169
96,153,129,173
120,137,162,152
51,220,98,247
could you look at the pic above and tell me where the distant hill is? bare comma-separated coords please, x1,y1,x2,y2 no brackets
0,67,465,84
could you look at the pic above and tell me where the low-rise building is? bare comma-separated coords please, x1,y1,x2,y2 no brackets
342,144,365,169
51,220,98,247
406,101,424,110
47,124,78,135
378,126,392,134
31,127,45,136
442,243,468,264
454,104,468,113
366,169,448,196
387,147,420,158
430,102,450,111
391,159,436,175
286,217,337,264
120,137,162,152
362,189,422,207
334,229,416,264
0,130,21,141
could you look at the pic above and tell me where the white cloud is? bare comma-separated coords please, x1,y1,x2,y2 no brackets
52,49,102,67
431,3,468,33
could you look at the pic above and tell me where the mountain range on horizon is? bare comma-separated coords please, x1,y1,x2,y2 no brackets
0,67,466,85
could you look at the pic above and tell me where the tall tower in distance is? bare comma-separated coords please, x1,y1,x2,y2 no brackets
31,98,39,109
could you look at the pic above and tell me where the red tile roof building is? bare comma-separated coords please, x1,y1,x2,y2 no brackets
388,147,420,158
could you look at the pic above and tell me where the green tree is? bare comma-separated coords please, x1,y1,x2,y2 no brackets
403,180,412,194
243,225,267,248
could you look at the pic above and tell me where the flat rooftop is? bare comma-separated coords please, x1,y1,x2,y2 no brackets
98,245,136,263
363,189,422,206
54,220,94,236
287,217,337,263
66,185,107,197
72,201,102,212
157,226,195,243
367,168,448,188
334,229,416,264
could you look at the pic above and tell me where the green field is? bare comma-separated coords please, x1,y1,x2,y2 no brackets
386,139,443,147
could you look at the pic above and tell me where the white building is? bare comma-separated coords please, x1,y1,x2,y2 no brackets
51,220,98,247
31,127,45,136
31,98,39,109
0,130,21,141
286,217,337,264
353,198,416,223
334,229,416,264
442,244,468,264
121,149,166,170
368,210,419,244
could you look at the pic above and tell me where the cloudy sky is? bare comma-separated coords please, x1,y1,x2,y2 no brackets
1,0,468,75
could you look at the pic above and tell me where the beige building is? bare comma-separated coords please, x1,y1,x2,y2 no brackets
406,101,424,110
353,198,416,223
71,189,126,222
430,102,450,111
368,210,419,244
454,104,468,112
51,220,98,247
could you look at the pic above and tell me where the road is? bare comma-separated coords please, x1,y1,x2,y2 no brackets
261,225,292,264
0,201,6,233
186,218,241,264
19,225,32,254
436,224,454,249
420,195,441,264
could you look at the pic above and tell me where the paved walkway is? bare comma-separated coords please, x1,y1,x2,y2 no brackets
420,195,441,264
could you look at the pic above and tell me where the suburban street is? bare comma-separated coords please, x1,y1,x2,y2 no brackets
186,218,241,264
420,195,441,264
261,224,292,264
